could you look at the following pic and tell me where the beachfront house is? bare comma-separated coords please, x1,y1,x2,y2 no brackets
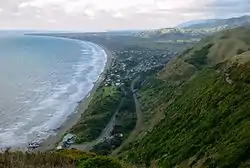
57,133,76,150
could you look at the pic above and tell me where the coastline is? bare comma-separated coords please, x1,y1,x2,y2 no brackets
37,43,113,152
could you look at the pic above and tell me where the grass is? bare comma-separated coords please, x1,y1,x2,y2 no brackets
0,149,123,168
0,150,75,168
70,86,123,143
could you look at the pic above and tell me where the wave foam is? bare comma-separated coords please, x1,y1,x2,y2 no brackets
0,40,107,148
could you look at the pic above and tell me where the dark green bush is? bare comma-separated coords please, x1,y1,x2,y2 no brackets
77,157,122,168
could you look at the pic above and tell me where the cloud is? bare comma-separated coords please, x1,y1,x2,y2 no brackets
17,0,208,16
0,0,249,31
35,14,41,18
11,12,22,16
204,0,250,17
113,12,124,18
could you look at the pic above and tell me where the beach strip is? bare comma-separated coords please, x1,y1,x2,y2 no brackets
37,44,113,152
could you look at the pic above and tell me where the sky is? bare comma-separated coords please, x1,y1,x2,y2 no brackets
0,0,249,31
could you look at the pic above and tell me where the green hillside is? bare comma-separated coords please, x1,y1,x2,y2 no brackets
119,26,250,167
159,27,250,82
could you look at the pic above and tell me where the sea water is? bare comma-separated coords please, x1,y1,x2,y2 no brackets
0,34,107,148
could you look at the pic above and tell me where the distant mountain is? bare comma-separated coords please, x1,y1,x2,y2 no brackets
138,28,206,38
137,15,250,43
176,19,218,28
137,28,211,44
181,15,250,30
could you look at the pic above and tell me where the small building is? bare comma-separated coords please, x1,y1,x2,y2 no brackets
62,134,76,145
57,133,76,149
56,145,63,150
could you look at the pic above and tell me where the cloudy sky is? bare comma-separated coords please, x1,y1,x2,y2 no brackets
0,0,249,31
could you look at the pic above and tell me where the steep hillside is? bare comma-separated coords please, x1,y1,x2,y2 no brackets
119,26,250,167
160,26,250,81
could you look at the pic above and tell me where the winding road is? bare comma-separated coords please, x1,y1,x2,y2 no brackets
111,77,143,156
70,99,124,151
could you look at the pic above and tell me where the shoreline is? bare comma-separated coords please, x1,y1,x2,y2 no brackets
37,43,113,152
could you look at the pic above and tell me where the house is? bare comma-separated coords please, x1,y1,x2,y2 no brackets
57,133,76,149
62,134,75,145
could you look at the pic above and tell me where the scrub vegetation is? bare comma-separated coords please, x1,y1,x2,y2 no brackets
120,26,250,168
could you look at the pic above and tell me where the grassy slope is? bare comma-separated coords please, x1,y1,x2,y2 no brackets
160,27,250,82
70,86,122,143
120,26,250,167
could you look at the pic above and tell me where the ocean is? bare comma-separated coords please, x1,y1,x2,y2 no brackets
0,34,107,148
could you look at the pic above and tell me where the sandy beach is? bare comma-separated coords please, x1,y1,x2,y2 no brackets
37,44,113,152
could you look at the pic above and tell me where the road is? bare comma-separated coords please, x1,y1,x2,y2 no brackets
70,77,143,154
70,99,124,151
111,77,143,156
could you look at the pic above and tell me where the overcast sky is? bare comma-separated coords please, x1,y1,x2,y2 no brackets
0,0,249,31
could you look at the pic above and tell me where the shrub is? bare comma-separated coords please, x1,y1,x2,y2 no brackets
77,157,122,168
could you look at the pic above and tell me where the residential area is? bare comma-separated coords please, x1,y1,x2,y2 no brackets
104,47,175,87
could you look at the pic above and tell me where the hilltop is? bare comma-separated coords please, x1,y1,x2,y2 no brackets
176,19,219,28
118,26,250,167
138,15,250,43
160,26,250,80
180,15,250,30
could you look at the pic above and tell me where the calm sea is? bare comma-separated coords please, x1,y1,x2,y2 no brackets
0,33,107,148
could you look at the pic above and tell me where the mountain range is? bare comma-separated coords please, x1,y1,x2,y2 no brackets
179,15,250,30
138,15,250,42
176,19,219,28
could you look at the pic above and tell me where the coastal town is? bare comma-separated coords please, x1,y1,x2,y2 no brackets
103,47,175,87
